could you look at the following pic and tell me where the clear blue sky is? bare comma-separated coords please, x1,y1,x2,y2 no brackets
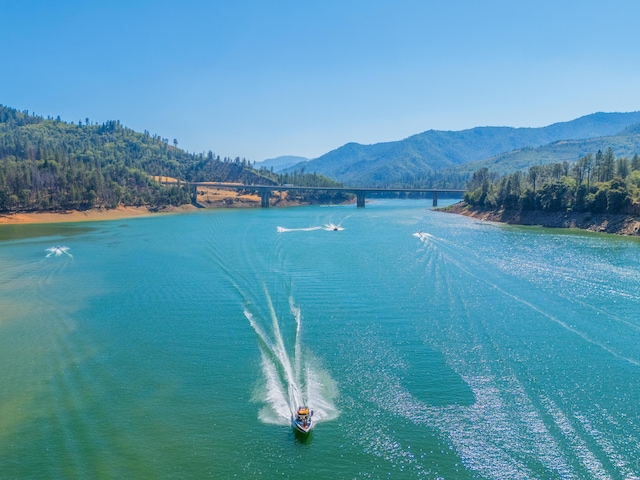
2,0,640,161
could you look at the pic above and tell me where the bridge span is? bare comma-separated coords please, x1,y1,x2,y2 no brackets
186,182,466,208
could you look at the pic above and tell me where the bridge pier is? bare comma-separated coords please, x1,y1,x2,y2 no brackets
356,192,366,208
260,190,270,208
432,191,438,207
191,184,198,203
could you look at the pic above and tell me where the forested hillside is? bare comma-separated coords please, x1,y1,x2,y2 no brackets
464,147,640,215
0,106,280,212
446,122,640,179
298,112,640,187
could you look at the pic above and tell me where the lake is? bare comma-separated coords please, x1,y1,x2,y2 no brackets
1,199,639,479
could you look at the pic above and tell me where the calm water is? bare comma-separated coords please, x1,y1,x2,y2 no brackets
1,199,639,479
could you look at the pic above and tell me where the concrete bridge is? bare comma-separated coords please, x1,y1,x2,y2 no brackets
185,182,466,208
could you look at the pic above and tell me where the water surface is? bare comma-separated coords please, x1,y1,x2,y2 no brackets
1,200,639,479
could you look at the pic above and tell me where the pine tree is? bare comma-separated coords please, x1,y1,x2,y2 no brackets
600,147,615,182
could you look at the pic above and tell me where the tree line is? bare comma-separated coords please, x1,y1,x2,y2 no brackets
464,147,640,214
271,168,353,204
0,105,344,212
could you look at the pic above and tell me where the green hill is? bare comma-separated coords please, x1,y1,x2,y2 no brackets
0,105,275,212
300,112,640,186
447,123,640,178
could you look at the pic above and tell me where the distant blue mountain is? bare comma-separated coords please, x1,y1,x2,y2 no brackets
301,112,640,186
255,155,309,172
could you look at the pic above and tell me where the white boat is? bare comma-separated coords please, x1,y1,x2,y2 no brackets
292,406,313,434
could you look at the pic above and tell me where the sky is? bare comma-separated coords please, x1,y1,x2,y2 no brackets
2,0,640,161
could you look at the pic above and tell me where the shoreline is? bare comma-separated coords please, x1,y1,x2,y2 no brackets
0,185,354,226
0,205,198,225
442,202,640,236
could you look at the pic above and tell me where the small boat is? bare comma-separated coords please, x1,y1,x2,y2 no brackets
292,406,314,434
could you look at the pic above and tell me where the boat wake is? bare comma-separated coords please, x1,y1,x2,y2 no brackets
45,246,73,258
406,221,640,478
277,221,347,233
412,231,434,240
323,223,344,231
276,226,323,233
244,288,339,426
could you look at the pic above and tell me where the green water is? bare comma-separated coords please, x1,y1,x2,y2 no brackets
1,200,639,479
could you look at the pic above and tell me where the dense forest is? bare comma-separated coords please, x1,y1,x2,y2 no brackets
0,105,346,212
272,168,352,204
464,147,640,215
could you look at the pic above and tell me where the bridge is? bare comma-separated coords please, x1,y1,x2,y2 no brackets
185,182,466,208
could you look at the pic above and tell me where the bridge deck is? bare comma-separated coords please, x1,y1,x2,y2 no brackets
189,182,465,194
165,181,466,208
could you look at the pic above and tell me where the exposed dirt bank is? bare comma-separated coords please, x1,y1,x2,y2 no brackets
442,202,640,236
194,187,352,208
0,188,347,225
0,205,197,225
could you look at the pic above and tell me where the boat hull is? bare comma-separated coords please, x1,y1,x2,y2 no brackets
291,418,313,434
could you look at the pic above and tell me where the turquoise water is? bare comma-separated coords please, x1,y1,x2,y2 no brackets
1,199,639,479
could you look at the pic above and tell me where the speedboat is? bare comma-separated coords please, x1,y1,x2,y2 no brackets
292,406,313,434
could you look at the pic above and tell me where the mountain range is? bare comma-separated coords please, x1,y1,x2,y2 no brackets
445,122,640,178
255,155,309,171
276,112,640,187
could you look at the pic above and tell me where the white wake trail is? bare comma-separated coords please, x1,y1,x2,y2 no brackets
263,285,301,411
277,221,346,232
277,226,323,232
414,232,640,367
290,296,302,388
244,288,339,426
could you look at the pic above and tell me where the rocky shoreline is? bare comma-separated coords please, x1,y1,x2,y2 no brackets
442,202,640,236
